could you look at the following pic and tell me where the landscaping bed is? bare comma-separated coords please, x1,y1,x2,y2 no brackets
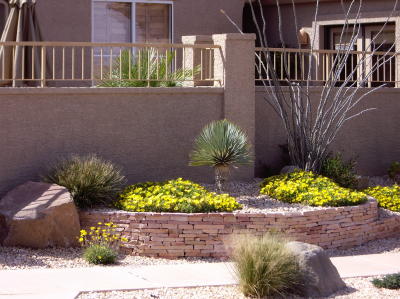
80,180,400,259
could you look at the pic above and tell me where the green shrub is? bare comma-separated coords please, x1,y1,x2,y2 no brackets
230,233,304,298
83,244,118,265
189,119,253,192
388,162,400,181
365,185,400,212
116,178,242,213
320,153,358,189
99,49,199,87
43,154,126,208
372,273,400,289
260,171,367,207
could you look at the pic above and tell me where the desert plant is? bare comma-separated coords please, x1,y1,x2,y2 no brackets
230,233,303,298
99,48,200,87
372,273,400,289
388,162,400,182
83,244,118,265
223,0,399,172
320,153,358,189
260,171,367,207
117,178,242,213
79,222,127,265
365,185,400,212
43,154,126,208
189,120,253,192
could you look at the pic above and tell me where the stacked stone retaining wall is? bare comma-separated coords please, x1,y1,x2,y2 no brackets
80,200,400,258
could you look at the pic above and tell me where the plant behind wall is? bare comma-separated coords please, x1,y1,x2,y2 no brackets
99,48,200,87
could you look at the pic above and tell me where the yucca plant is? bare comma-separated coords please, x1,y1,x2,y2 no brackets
189,119,253,192
99,48,200,87
43,154,126,208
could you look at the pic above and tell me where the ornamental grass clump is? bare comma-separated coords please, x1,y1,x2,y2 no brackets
189,119,253,192
99,48,199,87
260,171,367,207
365,185,400,212
44,154,126,208
117,178,242,213
230,233,304,298
79,222,128,265
372,273,400,289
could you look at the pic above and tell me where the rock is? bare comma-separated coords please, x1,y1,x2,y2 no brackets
286,241,346,297
0,181,80,248
280,165,300,174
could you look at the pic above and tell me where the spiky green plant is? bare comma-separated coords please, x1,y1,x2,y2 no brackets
229,233,304,298
99,48,200,87
43,154,126,208
189,119,253,192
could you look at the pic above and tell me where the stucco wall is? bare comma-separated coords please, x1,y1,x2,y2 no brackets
255,87,400,176
35,0,245,43
257,0,399,48
0,87,224,196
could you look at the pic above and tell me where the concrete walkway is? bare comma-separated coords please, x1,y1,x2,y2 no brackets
1,253,400,299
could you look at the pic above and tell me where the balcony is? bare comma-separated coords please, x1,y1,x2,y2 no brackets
255,47,398,88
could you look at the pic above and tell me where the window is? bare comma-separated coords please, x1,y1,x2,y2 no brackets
92,0,172,44
328,24,395,86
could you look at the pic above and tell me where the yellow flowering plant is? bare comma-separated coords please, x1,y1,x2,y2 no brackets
116,178,242,213
260,171,367,207
79,222,128,251
365,185,400,212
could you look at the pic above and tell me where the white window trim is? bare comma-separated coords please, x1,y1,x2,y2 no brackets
91,0,174,44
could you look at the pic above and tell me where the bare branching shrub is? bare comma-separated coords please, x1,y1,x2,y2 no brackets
224,0,398,172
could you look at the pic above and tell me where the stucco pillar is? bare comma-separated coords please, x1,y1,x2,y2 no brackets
212,33,256,181
182,35,214,87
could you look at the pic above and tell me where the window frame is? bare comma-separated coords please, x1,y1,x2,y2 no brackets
91,0,174,44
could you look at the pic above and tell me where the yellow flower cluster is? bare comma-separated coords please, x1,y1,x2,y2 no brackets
116,178,242,213
365,185,400,212
260,171,367,207
79,222,128,249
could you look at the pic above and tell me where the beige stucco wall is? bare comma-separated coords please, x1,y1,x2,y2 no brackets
0,87,224,196
35,0,245,43
255,87,400,176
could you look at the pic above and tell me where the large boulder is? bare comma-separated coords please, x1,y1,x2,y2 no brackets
0,181,80,248
286,242,346,298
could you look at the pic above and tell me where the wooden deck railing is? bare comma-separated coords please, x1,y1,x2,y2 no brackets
255,47,398,87
0,41,221,87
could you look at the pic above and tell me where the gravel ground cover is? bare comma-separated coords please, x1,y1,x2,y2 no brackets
77,276,400,299
0,246,221,270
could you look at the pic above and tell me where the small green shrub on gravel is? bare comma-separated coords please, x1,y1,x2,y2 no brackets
83,244,118,265
44,154,126,208
365,185,400,212
372,273,400,289
320,153,358,189
116,178,242,213
260,171,367,207
230,233,304,298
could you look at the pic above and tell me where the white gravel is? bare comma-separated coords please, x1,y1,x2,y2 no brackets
0,246,222,270
77,277,400,299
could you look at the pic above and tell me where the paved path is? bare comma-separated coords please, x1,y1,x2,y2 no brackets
1,253,400,298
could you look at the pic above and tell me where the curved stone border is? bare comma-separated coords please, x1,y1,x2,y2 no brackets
80,200,400,258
